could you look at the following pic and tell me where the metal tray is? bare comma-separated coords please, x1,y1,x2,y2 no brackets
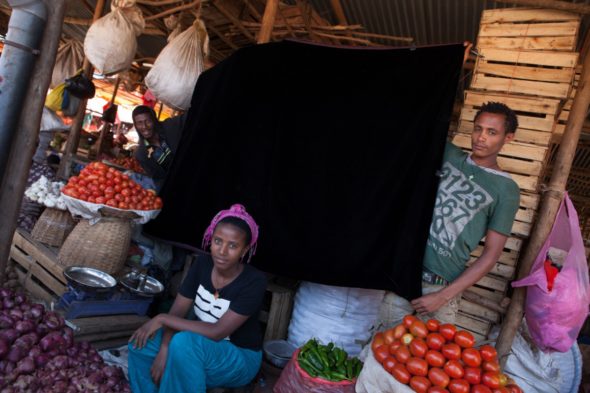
63,266,117,293
119,272,164,297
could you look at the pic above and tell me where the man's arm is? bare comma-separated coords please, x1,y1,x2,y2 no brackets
411,229,508,314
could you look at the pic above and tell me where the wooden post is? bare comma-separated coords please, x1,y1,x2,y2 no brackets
57,0,106,179
495,49,590,366
95,77,121,158
0,0,67,284
257,0,279,44
494,0,590,14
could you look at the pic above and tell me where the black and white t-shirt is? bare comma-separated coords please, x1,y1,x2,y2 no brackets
179,254,267,350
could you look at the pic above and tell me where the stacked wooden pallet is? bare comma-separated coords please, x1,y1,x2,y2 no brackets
452,8,580,340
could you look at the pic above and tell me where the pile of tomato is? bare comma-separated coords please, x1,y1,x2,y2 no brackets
372,315,523,393
111,156,144,174
61,162,162,211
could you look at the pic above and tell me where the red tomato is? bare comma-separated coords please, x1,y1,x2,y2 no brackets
403,315,418,329
505,384,524,393
425,350,446,368
472,385,493,393
441,343,462,360
464,367,482,385
482,372,501,389
443,360,464,379
393,324,407,340
447,379,470,393
374,345,390,364
88,196,96,203
383,328,396,345
428,367,450,388
410,320,429,338
426,319,440,332
410,338,428,358
461,348,481,367
372,332,385,351
392,363,411,384
426,333,446,350
406,357,428,377
410,376,432,393
428,388,450,393
492,388,510,393
439,324,457,341
479,345,498,362
454,331,475,349
118,202,129,210
498,373,509,387
394,345,411,364
121,188,131,197
482,361,500,373
389,340,402,355
383,356,397,374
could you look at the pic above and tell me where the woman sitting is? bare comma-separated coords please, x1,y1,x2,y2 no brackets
128,204,267,393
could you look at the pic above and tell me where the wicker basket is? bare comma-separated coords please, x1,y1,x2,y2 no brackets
57,217,132,275
31,207,76,247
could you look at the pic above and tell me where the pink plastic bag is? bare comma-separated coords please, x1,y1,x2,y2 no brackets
512,193,590,352
273,349,356,393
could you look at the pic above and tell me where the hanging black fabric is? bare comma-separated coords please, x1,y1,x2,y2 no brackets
145,40,464,300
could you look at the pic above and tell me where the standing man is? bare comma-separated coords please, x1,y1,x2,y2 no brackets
381,102,520,326
132,105,186,192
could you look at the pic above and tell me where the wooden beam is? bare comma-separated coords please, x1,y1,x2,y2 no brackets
145,0,200,21
295,0,321,42
494,0,590,14
0,1,67,284
349,31,413,43
136,0,184,5
329,0,348,25
496,48,590,366
80,0,95,14
313,31,377,46
213,0,256,41
257,0,279,44
242,0,262,21
208,24,239,49
58,0,107,179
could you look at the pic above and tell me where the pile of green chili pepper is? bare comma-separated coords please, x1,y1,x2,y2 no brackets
297,339,363,382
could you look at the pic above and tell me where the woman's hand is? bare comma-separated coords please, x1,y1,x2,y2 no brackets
129,314,164,349
150,346,169,386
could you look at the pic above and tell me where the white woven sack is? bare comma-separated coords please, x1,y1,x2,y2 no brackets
51,39,84,88
355,346,414,393
83,0,145,75
287,282,385,357
145,19,209,110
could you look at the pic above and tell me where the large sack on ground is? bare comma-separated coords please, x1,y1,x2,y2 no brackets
83,0,145,75
287,282,384,357
145,18,209,110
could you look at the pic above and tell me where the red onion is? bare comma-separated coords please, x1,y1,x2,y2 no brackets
8,308,22,321
0,288,13,298
6,346,26,363
15,357,35,375
0,338,7,360
0,315,14,329
0,329,19,344
15,319,34,334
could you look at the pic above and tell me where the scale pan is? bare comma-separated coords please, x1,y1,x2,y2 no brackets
63,266,117,293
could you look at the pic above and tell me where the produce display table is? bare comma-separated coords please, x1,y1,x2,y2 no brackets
8,228,149,349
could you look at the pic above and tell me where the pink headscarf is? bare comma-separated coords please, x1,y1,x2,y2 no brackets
202,204,259,263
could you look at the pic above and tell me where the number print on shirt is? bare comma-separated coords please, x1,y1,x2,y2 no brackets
430,162,492,250
194,284,231,323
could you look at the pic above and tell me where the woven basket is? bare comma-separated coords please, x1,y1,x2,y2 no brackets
31,207,76,247
58,217,132,275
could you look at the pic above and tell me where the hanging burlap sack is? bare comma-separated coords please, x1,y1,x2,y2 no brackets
145,18,209,110
51,39,84,88
83,0,145,75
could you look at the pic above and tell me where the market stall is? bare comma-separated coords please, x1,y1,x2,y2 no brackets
1,1,590,392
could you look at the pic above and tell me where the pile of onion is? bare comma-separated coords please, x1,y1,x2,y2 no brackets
0,287,130,392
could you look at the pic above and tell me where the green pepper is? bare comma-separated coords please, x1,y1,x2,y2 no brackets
312,347,330,369
346,359,354,379
306,350,325,372
298,357,319,377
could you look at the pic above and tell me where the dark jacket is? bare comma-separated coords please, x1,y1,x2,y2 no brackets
134,113,186,189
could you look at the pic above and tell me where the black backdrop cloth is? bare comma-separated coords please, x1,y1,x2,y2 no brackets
145,40,464,300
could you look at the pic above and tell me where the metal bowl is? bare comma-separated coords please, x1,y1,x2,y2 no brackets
263,340,296,369
63,266,117,293
119,272,164,297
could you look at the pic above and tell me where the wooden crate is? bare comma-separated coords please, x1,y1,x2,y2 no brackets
450,8,581,339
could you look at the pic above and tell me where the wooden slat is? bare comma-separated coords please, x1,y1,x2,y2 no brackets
70,314,149,335
464,90,560,115
476,275,508,292
471,74,571,99
469,285,505,303
472,246,518,266
515,206,535,223
13,231,66,285
481,8,580,24
10,246,66,296
458,122,553,146
512,220,532,237
476,61,574,83
460,299,500,323
477,48,578,68
467,258,516,279
520,192,540,210
504,236,523,251
477,36,576,51
453,134,548,162
14,265,55,304
456,312,491,337
510,173,539,192
479,21,579,38
460,108,555,132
